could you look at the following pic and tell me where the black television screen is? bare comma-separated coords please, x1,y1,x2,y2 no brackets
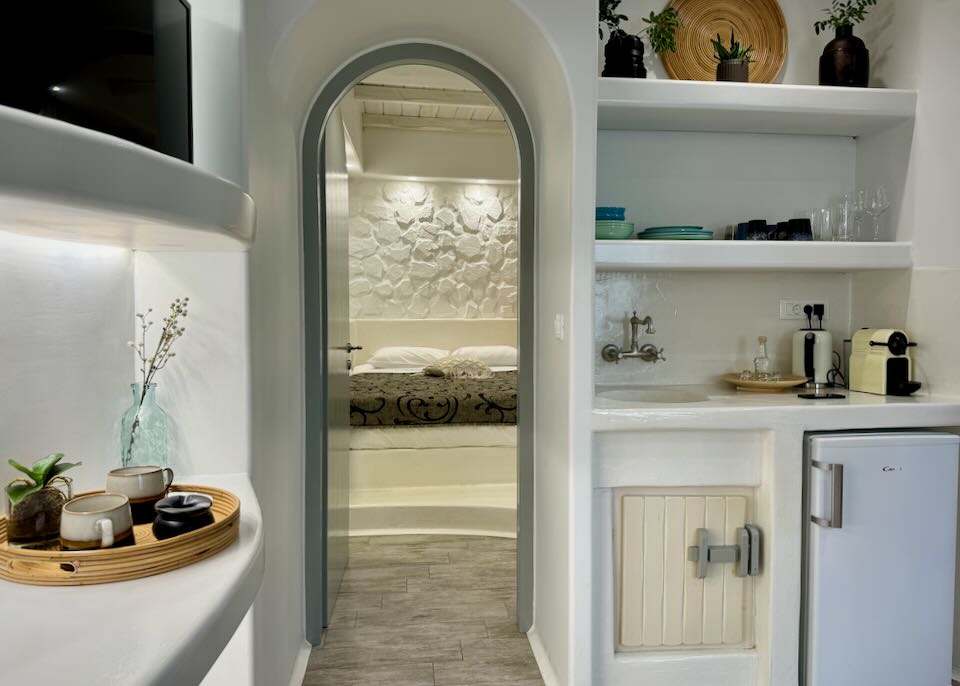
0,0,193,162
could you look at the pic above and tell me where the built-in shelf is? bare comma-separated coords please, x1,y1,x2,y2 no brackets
0,105,255,250
594,240,913,272
597,79,917,137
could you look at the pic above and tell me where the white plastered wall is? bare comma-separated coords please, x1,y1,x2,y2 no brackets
242,1,596,684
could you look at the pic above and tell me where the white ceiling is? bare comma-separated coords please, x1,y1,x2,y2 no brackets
360,65,480,91
354,65,506,134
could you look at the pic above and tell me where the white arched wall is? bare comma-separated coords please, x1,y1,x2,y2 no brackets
243,2,597,686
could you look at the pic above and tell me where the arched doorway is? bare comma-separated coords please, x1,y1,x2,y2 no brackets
301,43,536,645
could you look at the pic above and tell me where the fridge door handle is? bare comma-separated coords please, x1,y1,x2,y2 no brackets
810,460,844,528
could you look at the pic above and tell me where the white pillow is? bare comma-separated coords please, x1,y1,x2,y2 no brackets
451,345,517,367
368,346,450,369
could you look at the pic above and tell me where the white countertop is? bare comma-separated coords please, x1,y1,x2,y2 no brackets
594,385,960,431
0,473,264,686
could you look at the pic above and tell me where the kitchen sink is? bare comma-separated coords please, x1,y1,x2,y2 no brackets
597,388,711,404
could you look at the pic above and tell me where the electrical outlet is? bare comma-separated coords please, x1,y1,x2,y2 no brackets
780,300,829,321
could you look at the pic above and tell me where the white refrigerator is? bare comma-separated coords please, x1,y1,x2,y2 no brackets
803,432,959,686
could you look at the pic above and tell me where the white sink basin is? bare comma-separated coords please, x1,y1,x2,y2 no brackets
598,388,710,404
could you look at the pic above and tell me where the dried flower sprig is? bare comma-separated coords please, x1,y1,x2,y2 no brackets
128,297,189,405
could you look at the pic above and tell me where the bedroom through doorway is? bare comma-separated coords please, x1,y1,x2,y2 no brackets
302,48,538,683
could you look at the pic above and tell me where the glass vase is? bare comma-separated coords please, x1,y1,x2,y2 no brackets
120,383,169,468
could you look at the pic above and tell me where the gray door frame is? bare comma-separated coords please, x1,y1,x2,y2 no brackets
302,43,536,645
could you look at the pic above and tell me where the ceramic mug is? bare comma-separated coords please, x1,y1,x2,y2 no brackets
60,493,134,550
106,466,174,525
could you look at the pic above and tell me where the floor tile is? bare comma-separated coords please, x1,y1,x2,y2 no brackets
306,534,543,686
302,663,434,686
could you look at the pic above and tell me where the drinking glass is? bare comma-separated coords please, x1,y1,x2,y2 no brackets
865,186,890,241
810,208,833,241
833,194,856,242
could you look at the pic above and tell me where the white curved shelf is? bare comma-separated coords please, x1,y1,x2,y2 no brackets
0,106,255,250
598,78,917,137
595,240,913,272
0,473,264,685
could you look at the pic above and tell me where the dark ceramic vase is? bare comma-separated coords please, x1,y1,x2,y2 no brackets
819,25,869,87
602,32,647,78
716,59,750,82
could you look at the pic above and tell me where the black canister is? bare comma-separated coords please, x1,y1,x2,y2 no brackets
152,493,215,540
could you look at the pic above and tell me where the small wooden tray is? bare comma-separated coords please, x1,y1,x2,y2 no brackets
720,373,808,393
0,484,239,586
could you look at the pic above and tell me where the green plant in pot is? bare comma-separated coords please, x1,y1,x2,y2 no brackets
5,453,81,546
600,1,682,79
712,31,754,83
815,0,877,87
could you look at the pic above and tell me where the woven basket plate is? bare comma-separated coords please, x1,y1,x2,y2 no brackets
662,0,788,84
0,484,239,586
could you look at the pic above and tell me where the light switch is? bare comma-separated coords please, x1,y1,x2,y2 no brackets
554,314,565,341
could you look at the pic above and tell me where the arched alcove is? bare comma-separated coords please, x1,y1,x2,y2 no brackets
300,44,536,644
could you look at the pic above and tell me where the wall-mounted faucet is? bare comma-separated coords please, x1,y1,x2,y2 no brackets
601,311,666,364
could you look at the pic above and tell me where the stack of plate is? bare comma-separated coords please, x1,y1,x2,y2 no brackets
596,207,635,239
637,226,713,240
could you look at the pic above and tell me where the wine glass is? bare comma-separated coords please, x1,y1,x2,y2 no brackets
865,186,890,241
853,189,868,240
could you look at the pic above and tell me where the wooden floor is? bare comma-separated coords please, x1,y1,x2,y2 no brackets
303,534,544,686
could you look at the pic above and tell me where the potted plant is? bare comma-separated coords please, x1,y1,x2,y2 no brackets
600,1,682,79
815,0,878,87
6,453,80,546
712,31,754,82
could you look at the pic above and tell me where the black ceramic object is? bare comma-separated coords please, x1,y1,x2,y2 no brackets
787,218,813,241
746,219,769,240
819,25,869,87
716,60,749,83
602,33,647,78
152,493,215,540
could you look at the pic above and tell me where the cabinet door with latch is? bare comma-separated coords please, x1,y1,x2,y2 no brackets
616,488,759,651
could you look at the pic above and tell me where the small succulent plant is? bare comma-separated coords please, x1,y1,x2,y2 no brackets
6,453,81,505
712,31,754,62
815,0,878,35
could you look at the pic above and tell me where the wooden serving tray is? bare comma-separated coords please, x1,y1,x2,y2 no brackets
720,373,808,393
0,484,239,586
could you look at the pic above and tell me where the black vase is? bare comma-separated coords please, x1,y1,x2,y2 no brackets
602,32,647,79
819,25,869,87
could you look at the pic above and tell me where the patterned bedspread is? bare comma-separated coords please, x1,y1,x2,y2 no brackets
350,371,517,426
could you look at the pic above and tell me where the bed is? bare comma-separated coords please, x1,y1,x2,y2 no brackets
347,319,518,537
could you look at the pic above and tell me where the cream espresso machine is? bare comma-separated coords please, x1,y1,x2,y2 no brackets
849,328,922,396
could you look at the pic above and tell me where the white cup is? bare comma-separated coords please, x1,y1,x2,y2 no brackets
107,466,174,524
60,493,134,550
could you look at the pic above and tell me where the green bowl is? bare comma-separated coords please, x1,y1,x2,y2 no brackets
596,222,635,240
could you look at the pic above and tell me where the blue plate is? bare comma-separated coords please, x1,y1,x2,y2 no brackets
641,226,707,234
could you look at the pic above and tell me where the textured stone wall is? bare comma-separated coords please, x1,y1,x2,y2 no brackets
348,179,518,318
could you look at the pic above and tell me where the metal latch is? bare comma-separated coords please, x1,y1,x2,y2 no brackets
687,526,761,579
